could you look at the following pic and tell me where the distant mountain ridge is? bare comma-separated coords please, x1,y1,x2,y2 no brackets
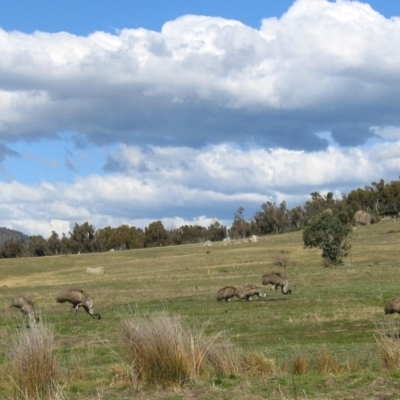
0,227,29,245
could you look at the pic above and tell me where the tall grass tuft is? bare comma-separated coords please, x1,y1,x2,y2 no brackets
109,363,136,389
240,352,276,376
291,352,310,375
8,323,60,400
122,311,206,388
377,335,400,369
205,335,241,377
318,346,341,375
375,318,400,370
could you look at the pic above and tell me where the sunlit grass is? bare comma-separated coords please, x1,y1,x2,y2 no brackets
1,218,400,398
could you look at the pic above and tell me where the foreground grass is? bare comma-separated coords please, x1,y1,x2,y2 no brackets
7,323,60,400
1,218,400,399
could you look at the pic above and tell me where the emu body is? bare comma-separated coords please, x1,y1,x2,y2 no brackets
238,284,266,301
261,272,292,299
216,286,239,302
56,289,101,320
10,295,39,324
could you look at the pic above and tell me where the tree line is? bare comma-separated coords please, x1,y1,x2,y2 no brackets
1,177,399,259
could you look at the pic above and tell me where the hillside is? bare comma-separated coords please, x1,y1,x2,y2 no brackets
0,226,29,245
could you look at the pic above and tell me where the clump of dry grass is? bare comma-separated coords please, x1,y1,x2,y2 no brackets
291,352,310,375
375,319,400,370
109,363,136,389
122,311,246,388
240,352,276,376
377,335,400,369
205,335,241,377
318,346,341,375
122,311,206,388
7,323,61,400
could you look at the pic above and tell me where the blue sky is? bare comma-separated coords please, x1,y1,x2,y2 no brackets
1,0,400,237
0,1,300,34
1,1,397,34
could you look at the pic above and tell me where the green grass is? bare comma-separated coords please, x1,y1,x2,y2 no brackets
1,219,400,399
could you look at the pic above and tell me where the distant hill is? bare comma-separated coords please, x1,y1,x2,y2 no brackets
0,227,29,245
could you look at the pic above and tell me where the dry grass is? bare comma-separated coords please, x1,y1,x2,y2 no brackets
7,323,61,400
205,335,241,377
291,352,310,375
377,335,400,370
375,319,400,370
109,363,136,389
122,311,206,388
121,311,245,387
240,352,276,376
318,346,341,375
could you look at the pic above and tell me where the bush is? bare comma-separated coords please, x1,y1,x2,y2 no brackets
303,212,352,266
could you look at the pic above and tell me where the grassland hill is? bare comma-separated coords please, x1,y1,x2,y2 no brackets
0,227,29,245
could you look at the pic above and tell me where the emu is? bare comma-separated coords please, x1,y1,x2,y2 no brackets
216,286,239,302
238,284,267,301
56,289,101,320
384,294,400,315
261,272,292,300
10,295,39,325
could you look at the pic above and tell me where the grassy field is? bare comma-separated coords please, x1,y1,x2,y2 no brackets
1,218,400,399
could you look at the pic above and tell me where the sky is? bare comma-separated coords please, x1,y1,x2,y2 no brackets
1,0,400,238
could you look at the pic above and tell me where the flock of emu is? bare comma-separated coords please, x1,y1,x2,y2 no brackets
9,271,400,325
217,271,292,302
217,271,400,319
9,288,101,325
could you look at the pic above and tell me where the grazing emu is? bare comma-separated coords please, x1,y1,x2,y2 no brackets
216,286,239,302
384,294,400,315
10,295,39,324
261,272,292,300
56,289,101,320
238,284,267,301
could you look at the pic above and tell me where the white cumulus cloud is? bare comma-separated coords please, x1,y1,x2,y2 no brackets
1,0,400,237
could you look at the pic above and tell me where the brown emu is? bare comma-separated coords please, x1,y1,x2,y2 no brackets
384,294,400,315
238,284,267,301
56,289,101,320
261,272,292,300
10,295,39,324
216,286,239,302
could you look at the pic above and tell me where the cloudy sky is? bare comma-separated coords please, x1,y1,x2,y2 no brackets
1,0,400,237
